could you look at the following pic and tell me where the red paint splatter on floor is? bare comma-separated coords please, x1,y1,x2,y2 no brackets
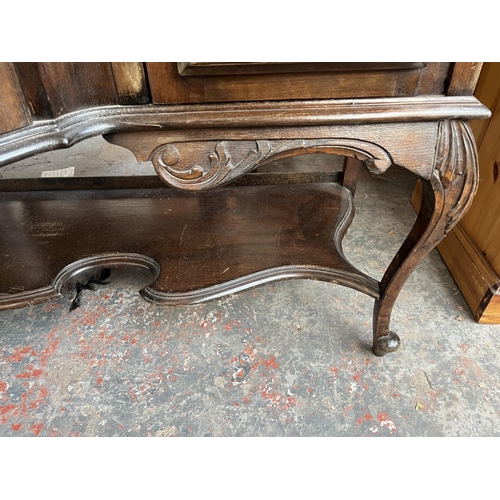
0,405,18,424
224,320,242,332
30,423,43,436
4,346,32,363
265,356,279,370
42,303,62,312
20,393,28,417
0,330,60,428
329,366,339,377
15,364,44,379
11,423,22,431
377,412,397,434
0,380,7,400
357,413,374,426
352,370,369,391
28,387,49,410
461,356,490,381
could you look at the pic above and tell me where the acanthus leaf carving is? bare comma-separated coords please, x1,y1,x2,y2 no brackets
433,120,478,233
151,138,394,190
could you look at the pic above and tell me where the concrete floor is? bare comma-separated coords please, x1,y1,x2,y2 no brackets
1,137,500,437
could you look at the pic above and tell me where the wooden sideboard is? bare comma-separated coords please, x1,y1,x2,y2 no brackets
0,63,490,356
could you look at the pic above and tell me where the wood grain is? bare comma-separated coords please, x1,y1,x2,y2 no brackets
13,63,53,119
460,79,500,274
146,63,205,104
447,63,483,96
147,62,451,104
0,63,31,134
470,63,500,148
373,120,479,355
37,63,119,116
0,63,489,352
437,223,500,322
111,63,149,104
0,96,489,170
0,182,378,311
414,62,452,95
479,294,500,324
106,121,440,182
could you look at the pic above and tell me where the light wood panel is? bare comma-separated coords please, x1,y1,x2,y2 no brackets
469,63,500,147
110,63,149,105
461,78,500,272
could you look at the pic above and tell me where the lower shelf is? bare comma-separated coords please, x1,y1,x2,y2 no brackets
0,180,379,310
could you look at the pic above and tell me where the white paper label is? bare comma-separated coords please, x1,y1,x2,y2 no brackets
41,167,75,178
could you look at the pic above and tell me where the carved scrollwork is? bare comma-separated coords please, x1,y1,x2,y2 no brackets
433,120,479,233
151,138,393,190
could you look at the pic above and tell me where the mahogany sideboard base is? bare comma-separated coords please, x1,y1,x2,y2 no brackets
0,96,491,356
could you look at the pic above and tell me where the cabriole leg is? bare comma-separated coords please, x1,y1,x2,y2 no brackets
373,120,479,356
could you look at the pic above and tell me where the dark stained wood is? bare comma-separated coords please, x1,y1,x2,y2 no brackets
341,157,362,195
200,71,403,102
0,176,165,192
36,63,119,116
0,182,379,311
110,63,150,105
0,96,489,170
0,63,31,134
13,63,53,119
373,120,479,355
106,121,441,184
0,171,341,193
148,63,451,104
414,62,453,95
447,63,483,96
0,62,491,356
178,62,427,77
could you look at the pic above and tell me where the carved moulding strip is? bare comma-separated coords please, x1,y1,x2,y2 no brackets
141,265,380,305
0,96,489,168
0,261,379,312
0,253,160,312
151,138,393,190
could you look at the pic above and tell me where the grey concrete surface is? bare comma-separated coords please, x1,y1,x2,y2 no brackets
1,137,500,437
